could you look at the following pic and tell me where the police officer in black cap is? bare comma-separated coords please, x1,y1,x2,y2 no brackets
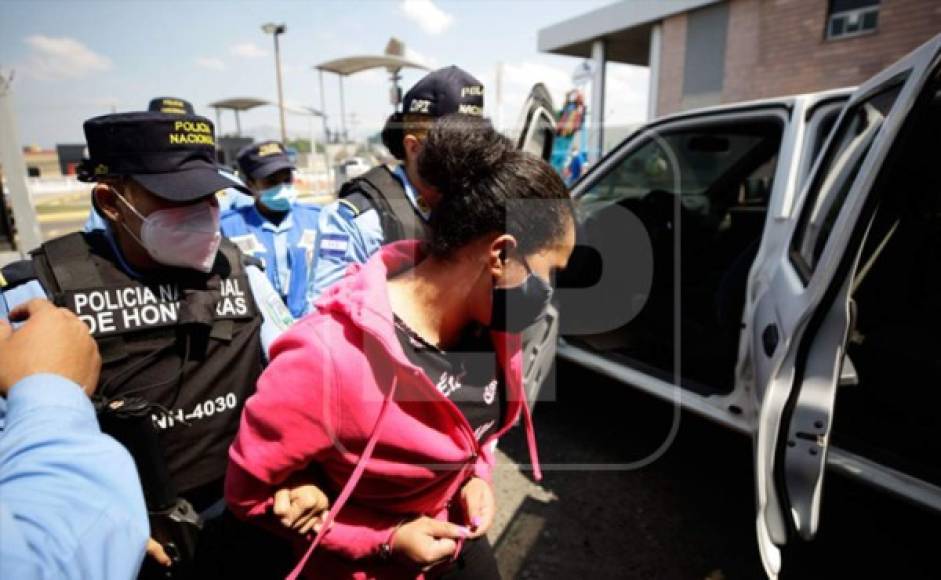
307,65,485,302
0,111,296,578
83,97,253,232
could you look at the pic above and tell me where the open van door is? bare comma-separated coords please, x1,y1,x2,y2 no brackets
514,83,556,162
747,34,941,578
511,84,559,406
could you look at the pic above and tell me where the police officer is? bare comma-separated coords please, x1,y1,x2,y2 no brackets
220,141,320,318
0,111,294,578
83,98,251,233
307,65,485,303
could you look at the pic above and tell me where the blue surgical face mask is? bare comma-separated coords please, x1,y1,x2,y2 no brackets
259,182,297,212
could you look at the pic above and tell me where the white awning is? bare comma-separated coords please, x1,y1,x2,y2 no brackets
314,55,429,76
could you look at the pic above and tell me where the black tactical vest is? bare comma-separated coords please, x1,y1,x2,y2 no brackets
339,165,430,243
30,231,264,497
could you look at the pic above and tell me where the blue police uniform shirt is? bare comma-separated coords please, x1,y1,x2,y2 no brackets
217,187,256,213
83,205,108,232
217,171,257,213
307,165,427,305
220,201,321,319
0,374,149,580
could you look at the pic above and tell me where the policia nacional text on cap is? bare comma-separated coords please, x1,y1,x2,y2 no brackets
0,110,295,578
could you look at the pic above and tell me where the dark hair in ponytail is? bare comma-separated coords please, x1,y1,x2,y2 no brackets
418,114,573,259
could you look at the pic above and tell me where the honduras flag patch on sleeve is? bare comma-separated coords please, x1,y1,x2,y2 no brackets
319,233,350,257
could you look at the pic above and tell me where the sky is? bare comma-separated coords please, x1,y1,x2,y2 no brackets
0,0,650,148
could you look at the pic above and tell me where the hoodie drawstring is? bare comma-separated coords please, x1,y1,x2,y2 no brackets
520,396,542,482
287,376,399,580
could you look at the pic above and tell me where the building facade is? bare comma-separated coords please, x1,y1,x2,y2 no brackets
659,0,941,114
540,0,941,124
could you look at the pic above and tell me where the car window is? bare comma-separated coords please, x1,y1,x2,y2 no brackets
790,83,904,279
578,121,783,219
809,107,843,170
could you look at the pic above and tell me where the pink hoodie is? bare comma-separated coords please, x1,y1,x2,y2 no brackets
225,240,541,579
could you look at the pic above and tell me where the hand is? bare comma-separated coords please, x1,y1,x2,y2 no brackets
272,482,330,535
390,516,470,566
461,477,496,538
0,299,100,396
146,538,172,567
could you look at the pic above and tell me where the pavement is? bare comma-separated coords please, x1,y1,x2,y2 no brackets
488,359,940,579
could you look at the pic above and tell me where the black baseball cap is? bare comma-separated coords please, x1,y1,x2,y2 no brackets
402,66,484,118
148,97,195,115
236,141,295,182
77,111,250,202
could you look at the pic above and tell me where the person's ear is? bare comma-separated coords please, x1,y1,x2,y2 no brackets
403,133,422,163
488,234,518,278
94,183,123,223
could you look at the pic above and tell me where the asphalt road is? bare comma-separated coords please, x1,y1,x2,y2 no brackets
489,359,940,580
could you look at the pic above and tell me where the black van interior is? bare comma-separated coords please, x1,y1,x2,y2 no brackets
560,118,784,396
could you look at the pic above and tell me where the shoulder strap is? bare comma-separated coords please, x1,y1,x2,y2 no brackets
35,231,103,292
339,166,428,243
216,238,247,277
338,192,373,218
0,259,38,291
33,231,128,363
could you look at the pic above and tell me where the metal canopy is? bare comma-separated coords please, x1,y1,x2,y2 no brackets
208,98,322,136
314,55,429,76
314,38,430,142
208,97,270,111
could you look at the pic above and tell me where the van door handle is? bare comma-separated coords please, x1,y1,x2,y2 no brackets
762,324,779,357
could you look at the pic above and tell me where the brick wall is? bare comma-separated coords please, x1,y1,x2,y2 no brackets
657,0,941,115
657,13,688,115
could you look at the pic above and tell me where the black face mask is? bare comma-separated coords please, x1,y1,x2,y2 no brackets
489,256,553,333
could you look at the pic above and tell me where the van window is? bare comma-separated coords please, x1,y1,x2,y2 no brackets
790,83,903,280
570,117,784,393
579,121,782,218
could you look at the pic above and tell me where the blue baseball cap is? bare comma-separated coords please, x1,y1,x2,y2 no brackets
236,141,295,182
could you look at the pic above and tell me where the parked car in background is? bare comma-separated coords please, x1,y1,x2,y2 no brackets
551,31,941,580
335,156,371,184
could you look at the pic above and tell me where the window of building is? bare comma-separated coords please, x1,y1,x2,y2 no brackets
682,2,729,108
827,0,880,40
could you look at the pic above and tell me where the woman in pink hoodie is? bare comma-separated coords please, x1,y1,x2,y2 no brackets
225,115,575,579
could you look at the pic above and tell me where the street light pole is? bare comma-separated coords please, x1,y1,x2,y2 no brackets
262,22,288,144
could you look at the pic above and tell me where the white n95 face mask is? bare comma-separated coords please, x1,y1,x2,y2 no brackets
114,189,221,273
